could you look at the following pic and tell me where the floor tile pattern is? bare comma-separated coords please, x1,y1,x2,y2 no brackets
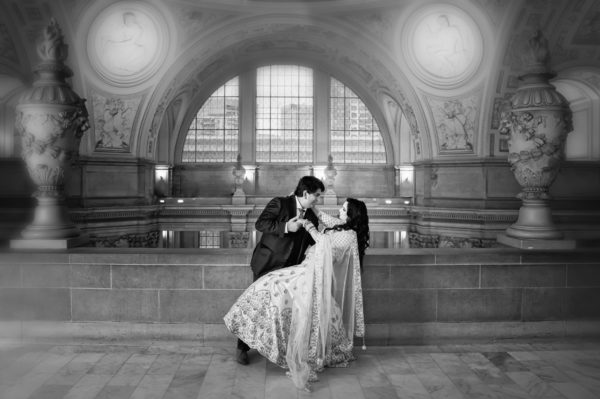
0,340,599,399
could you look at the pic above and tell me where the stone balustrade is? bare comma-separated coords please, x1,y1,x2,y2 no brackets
0,248,599,344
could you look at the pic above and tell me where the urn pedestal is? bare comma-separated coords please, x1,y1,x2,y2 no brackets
10,19,89,249
497,31,574,249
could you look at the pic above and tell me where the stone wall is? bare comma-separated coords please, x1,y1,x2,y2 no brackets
1,248,599,344
413,159,600,210
171,164,396,198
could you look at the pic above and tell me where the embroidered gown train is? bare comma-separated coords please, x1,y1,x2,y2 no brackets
223,211,365,389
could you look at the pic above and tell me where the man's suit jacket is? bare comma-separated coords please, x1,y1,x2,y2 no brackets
250,195,319,279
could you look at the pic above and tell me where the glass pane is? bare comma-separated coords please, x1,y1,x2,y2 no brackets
184,77,239,163
199,231,220,248
330,78,345,97
256,65,314,163
329,77,387,164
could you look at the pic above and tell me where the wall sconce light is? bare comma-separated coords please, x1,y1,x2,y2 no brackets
155,166,169,181
313,166,326,180
400,167,414,184
242,165,254,183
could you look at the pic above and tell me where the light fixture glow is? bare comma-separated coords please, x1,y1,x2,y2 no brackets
312,166,326,180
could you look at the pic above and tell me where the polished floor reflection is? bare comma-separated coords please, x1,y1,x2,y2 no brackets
0,339,599,399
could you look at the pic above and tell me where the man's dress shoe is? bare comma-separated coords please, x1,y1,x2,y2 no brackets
237,349,249,365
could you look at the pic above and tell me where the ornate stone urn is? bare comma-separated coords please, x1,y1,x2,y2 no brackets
12,19,89,247
498,30,572,244
232,153,246,205
323,154,338,205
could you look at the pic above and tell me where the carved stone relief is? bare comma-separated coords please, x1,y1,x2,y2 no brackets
92,92,141,152
229,231,250,248
409,232,498,248
499,109,572,199
90,231,159,248
426,91,481,154
402,4,483,87
381,93,403,137
87,1,169,87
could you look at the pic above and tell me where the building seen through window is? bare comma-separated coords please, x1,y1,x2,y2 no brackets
182,77,239,162
182,65,387,164
256,65,313,162
330,78,386,163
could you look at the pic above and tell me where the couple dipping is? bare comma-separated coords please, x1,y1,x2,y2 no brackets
224,176,370,391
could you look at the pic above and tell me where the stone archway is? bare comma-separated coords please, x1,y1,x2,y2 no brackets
552,67,600,161
140,15,430,165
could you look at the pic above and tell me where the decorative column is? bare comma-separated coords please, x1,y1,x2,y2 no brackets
11,19,90,249
323,154,338,205
497,30,574,249
232,153,246,205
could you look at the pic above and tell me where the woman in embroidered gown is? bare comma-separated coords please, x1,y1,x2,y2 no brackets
224,198,369,390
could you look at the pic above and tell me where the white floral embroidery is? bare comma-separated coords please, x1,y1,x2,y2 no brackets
224,211,365,379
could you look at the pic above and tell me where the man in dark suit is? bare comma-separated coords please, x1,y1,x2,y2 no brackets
236,175,324,365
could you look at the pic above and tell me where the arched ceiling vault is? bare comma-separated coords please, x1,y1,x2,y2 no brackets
149,17,429,164
2,0,600,161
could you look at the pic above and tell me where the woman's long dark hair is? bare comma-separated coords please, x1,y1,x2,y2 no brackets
324,198,370,272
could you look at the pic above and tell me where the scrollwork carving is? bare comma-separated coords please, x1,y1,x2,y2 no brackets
229,232,250,248
409,232,498,248
91,231,159,248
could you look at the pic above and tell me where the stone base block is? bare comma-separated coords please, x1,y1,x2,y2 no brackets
231,193,246,205
323,193,337,205
497,233,576,250
3,320,600,346
10,234,89,250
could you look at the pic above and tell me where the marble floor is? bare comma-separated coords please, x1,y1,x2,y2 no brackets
0,339,599,399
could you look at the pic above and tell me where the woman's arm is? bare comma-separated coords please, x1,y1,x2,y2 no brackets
301,219,323,243
303,219,357,260
316,208,344,229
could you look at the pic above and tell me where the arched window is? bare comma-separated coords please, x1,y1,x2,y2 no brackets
330,78,386,163
256,65,313,162
182,77,239,162
181,67,391,164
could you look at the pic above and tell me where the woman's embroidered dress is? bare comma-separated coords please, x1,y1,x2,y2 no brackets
223,212,365,389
